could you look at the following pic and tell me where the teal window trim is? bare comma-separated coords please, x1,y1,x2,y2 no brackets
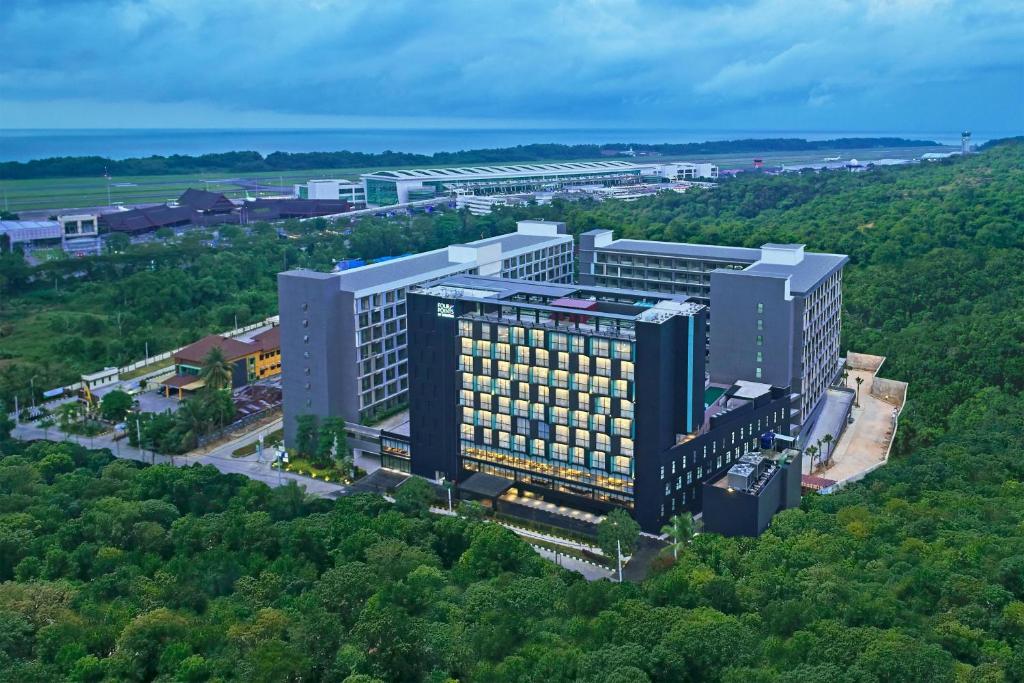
686,316,694,432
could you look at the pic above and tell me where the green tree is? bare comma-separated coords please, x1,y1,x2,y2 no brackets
821,433,835,466
597,508,641,559
315,415,348,467
56,401,81,432
105,232,130,253
199,346,233,393
661,512,694,560
805,444,819,474
393,477,435,516
294,414,318,459
99,389,134,422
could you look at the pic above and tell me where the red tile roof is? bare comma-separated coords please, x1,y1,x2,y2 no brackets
174,334,255,365
801,474,838,490
161,374,202,388
250,326,280,351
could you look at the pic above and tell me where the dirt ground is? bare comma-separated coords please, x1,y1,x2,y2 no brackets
815,368,900,482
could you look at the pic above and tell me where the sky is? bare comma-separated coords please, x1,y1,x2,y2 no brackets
1,0,1022,134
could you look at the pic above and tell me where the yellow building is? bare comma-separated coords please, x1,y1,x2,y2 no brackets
160,326,281,399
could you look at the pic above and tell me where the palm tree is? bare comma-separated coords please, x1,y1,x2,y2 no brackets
199,346,234,393
174,399,208,452
822,433,835,466
661,512,694,560
855,376,864,407
805,444,819,474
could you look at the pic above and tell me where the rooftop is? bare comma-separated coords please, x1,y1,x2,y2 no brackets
0,220,62,241
586,232,848,294
174,335,257,365
363,160,649,181
598,238,762,262
282,221,571,295
418,274,704,325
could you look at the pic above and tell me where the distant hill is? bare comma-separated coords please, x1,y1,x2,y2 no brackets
0,137,940,180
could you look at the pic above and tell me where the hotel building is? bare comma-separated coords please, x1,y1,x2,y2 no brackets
277,221,574,444
579,231,848,434
406,276,791,531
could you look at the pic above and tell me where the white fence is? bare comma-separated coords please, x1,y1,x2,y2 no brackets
31,315,283,404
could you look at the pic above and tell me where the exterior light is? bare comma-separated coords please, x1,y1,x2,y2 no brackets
727,486,735,493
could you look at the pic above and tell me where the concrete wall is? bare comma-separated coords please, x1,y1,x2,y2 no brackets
871,377,908,406
709,270,797,393
846,352,885,372
279,271,357,445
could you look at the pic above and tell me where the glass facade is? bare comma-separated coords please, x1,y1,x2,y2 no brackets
365,178,399,206
457,319,636,508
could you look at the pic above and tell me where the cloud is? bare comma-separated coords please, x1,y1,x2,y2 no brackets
0,0,1021,132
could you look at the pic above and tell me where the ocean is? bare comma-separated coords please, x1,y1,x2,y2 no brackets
0,128,977,163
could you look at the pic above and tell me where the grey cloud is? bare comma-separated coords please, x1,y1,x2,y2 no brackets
0,0,1021,131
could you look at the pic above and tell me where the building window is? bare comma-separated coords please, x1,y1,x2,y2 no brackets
755,367,762,379
756,335,763,346
757,302,764,314
757,319,764,330
756,351,763,362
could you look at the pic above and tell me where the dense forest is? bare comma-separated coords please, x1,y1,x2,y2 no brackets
0,137,939,179
0,387,1022,682
0,140,1021,681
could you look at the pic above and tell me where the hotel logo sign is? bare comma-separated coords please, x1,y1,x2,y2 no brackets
437,302,455,319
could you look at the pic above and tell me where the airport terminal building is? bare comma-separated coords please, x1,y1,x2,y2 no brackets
361,161,718,206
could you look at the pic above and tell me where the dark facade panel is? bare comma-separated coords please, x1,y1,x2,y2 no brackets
407,291,461,481
278,271,355,444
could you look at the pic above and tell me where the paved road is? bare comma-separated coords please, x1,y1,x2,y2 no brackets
11,421,615,580
11,418,346,497
533,546,613,581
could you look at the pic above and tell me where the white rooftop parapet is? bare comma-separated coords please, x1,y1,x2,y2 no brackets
516,220,567,236
760,243,806,265
447,242,502,266
589,229,615,247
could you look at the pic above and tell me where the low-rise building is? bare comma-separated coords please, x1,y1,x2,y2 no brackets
702,439,803,537
295,179,366,206
59,213,101,256
0,216,101,256
161,330,281,399
361,160,718,206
